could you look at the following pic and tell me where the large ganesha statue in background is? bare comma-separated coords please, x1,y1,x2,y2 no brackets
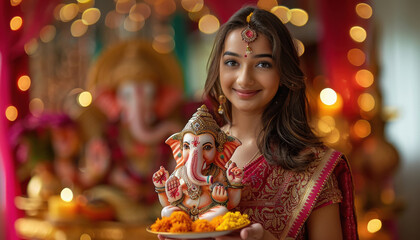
152,105,243,220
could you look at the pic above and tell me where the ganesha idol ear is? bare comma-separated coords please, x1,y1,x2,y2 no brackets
215,136,242,170
165,133,184,169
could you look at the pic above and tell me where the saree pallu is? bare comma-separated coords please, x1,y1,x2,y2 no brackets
236,147,358,240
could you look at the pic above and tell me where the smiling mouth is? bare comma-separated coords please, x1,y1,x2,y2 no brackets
233,88,260,98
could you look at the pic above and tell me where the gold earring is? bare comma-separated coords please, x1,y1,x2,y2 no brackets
218,95,226,115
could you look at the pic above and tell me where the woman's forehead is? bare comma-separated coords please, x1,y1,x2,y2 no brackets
223,28,272,54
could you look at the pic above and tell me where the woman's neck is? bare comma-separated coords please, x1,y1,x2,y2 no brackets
229,109,263,143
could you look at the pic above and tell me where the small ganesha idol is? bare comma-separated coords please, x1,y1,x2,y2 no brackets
152,105,243,221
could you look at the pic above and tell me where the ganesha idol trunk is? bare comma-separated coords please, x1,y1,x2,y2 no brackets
186,149,213,186
152,105,243,221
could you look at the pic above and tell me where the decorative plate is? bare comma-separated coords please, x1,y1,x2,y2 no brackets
146,223,250,239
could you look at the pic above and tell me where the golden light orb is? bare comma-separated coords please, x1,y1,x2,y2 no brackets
325,128,340,144
350,26,367,43
10,0,22,6
271,6,291,24
40,25,56,43
293,38,305,56
24,38,38,55
355,69,374,88
116,0,135,14
5,106,18,121
129,3,151,21
367,219,382,233
356,3,373,19
60,3,79,22
71,19,88,37
347,48,365,66
29,98,44,117
82,8,101,25
181,0,204,13
353,119,371,138
60,188,73,202
198,14,220,34
17,75,31,91
10,16,23,31
257,0,278,11
78,91,92,107
290,8,308,27
320,88,338,106
358,93,375,112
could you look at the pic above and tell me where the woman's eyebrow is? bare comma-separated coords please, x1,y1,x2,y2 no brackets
223,51,273,59
253,53,273,59
223,51,240,57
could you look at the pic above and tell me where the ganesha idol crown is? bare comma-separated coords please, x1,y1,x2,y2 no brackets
152,105,243,220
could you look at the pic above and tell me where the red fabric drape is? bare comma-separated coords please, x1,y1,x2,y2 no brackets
0,1,60,239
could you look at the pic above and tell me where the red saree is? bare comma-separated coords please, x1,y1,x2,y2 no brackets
236,147,358,240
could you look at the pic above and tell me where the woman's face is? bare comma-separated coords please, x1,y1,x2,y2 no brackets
219,28,280,115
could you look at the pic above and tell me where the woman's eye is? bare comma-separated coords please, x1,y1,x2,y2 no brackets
224,60,238,67
256,61,272,68
183,143,190,150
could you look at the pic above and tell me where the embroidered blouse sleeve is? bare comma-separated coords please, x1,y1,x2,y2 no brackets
313,173,343,210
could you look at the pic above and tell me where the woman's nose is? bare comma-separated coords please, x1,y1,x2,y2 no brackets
236,64,254,87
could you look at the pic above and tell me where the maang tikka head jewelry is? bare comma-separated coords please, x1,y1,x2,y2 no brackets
241,12,258,57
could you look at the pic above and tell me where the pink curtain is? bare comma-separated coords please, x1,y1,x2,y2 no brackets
0,1,59,239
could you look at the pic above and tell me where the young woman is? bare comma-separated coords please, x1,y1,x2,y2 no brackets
203,6,358,240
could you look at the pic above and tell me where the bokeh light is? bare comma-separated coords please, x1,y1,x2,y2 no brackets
116,0,134,14
350,26,367,43
152,34,175,53
60,188,74,202
17,75,31,91
105,10,123,29
181,0,204,13
24,39,38,55
355,69,374,88
39,25,57,43
353,119,371,138
367,219,382,233
356,3,373,19
271,6,291,24
60,3,79,22
10,0,23,7
347,48,366,66
289,8,308,27
10,16,23,31
81,8,101,25
320,88,338,106
257,0,278,11
71,19,88,37
78,91,92,107
5,106,18,121
358,93,375,112
129,3,151,21
293,39,305,56
29,98,44,117
198,14,219,34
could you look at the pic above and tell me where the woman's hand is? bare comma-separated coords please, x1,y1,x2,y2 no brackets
214,223,270,240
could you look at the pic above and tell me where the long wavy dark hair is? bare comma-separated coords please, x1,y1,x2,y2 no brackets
203,6,322,171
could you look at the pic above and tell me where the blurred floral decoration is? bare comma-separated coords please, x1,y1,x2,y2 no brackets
2,0,403,239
